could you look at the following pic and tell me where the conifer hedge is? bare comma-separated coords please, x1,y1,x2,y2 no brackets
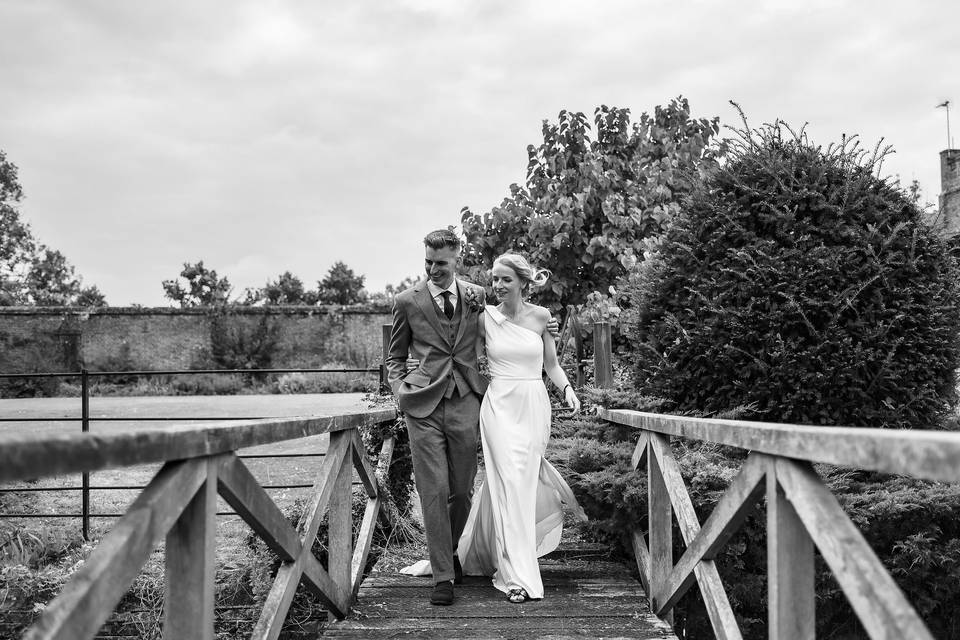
622,122,960,429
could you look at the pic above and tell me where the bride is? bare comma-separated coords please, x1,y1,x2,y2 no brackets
403,253,586,604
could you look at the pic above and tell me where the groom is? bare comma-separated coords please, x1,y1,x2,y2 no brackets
386,229,487,606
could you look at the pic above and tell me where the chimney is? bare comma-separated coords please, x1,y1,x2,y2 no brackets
936,150,960,236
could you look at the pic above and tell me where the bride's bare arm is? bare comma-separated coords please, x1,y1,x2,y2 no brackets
541,309,580,413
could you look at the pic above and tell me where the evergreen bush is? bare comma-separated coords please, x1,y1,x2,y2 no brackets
621,121,960,429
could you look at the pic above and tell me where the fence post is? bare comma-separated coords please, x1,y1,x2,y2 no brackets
593,321,613,388
380,324,391,393
81,368,90,541
574,313,586,388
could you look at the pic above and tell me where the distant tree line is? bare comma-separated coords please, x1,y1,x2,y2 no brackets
161,259,416,308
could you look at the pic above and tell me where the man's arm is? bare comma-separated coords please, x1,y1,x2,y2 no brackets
385,298,412,397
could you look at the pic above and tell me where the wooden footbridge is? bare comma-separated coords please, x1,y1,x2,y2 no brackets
2,401,960,639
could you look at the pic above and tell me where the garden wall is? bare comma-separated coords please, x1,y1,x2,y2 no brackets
0,306,393,373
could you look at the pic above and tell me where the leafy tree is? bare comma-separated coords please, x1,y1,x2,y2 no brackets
623,119,960,430
0,150,33,302
460,98,725,311
261,271,319,305
162,261,232,307
26,247,106,306
318,261,366,305
368,275,419,304
1,150,106,306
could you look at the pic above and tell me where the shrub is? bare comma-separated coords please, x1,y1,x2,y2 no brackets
210,309,281,372
622,120,960,429
274,370,375,395
0,333,63,398
551,407,960,639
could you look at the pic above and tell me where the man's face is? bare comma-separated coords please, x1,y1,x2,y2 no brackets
424,245,460,289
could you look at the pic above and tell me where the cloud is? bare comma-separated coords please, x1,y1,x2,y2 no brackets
0,0,956,305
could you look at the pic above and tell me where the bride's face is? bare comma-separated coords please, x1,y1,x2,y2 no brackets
491,263,524,303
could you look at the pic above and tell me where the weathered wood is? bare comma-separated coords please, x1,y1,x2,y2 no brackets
647,433,741,639
775,458,934,640
767,465,814,640
631,430,649,470
0,409,397,483
216,454,302,561
323,554,678,640
593,321,613,388
254,429,354,639
647,434,672,625
24,459,207,640
630,530,651,592
351,435,395,596
654,453,766,614
164,457,219,640
602,409,960,483
328,431,356,614
351,430,379,499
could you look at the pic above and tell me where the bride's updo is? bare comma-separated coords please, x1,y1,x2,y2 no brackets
493,253,551,293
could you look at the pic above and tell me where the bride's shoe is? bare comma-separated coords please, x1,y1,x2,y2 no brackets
506,588,529,604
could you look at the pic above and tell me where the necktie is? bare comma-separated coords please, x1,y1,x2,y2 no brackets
441,291,454,319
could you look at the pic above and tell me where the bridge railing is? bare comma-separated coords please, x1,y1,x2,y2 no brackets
0,406,398,640
601,408,960,640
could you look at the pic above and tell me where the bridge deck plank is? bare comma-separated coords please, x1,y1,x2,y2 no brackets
319,550,677,639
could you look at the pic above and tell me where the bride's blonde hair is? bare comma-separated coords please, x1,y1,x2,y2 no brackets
493,253,550,293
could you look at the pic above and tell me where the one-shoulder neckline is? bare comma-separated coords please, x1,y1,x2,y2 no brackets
485,305,543,339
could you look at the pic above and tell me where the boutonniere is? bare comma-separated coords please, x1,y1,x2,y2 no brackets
462,285,485,313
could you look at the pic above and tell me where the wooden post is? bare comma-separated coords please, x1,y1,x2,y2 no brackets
164,457,218,640
767,466,814,640
593,321,613,388
328,431,355,613
574,314,586,388
648,433,673,625
380,324,391,393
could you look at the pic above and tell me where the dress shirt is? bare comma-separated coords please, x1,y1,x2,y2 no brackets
426,280,458,313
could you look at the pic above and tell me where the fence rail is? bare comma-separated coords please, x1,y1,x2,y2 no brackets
602,409,960,640
0,364,384,538
0,408,398,640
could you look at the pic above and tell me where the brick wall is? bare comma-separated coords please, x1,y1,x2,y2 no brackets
0,306,393,373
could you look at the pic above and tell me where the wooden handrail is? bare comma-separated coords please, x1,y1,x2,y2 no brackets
0,410,395,483
601,408,958,640
604,409,960,483
5,407,398,640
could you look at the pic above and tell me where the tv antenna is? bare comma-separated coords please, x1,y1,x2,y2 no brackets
937,100,953,148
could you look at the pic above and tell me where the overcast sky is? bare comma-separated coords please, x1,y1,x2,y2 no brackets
1,1,956,306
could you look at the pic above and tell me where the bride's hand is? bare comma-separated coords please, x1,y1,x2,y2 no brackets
405,358,420,373
565,386,581,414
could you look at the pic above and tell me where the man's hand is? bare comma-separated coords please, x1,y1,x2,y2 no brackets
546,316,561,340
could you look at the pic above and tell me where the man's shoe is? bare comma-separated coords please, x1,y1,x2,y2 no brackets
453,556,463,585
430,580,454,606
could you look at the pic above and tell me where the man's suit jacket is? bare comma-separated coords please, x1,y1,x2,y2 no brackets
386,279,488,419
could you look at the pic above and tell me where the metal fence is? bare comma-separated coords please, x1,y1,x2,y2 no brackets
0,365,383,540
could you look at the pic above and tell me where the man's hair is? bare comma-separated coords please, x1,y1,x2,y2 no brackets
423,229,462,251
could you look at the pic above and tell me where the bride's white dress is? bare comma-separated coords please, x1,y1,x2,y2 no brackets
401,305,586,599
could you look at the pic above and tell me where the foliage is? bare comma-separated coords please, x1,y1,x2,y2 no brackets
209,310,282,372
1,150,106,307
162,260,232,307
318,261,366,305
460,98,725,312
622,120,960,429
0,332,63,397
274,370,375,394
549,401,960,639
259,270,320,305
